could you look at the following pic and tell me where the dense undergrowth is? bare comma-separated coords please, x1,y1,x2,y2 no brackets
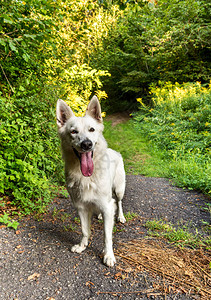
134,82,211,195
0,90,64,215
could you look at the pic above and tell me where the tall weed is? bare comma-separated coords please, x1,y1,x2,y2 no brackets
135,82,211,195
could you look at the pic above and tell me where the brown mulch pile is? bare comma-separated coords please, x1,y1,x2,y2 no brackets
116,239,211,299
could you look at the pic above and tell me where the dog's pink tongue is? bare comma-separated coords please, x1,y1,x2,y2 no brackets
80,152,94,177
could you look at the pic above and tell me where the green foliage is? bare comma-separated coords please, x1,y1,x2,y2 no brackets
145,219,211,249
134,81,211,194
90,0,211,110
0,0,109,110
44,0,114,113
0,91,63,214
55,64,110,116
0,0,59,94
0,212,19,230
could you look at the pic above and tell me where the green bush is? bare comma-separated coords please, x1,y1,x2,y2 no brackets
0,90,63,214
134,82,211,195
0,0,59,94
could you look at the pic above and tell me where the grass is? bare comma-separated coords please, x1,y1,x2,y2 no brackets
104,120,170,177
64,224,77,231
104,118,211,200
124,212,139,222
145,219,211,249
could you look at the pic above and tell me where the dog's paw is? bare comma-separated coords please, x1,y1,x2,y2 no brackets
103,253,116,267
117,215,126,224
71,244,86,253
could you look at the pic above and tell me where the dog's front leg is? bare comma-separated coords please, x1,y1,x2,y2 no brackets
71,208,91,254
102,201,116,267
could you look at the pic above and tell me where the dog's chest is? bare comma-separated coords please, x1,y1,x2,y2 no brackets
67,176,100,204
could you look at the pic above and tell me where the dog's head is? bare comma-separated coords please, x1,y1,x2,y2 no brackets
56,96,104,177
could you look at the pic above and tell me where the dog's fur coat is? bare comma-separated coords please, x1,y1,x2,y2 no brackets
56,96,126,266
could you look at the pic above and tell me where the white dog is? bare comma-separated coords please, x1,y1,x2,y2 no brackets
56,96,126,267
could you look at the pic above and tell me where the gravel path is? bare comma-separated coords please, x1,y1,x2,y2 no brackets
0,175,210,300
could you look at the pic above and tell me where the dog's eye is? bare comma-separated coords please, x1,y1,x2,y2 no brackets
71,129,78,134
89,127,95,132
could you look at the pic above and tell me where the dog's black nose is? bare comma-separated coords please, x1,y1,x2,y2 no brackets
81,139,93,151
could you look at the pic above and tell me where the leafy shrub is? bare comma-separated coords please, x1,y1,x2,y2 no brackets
1,1,109,113
0,0,59,94
0,90,63,214
53,64,110,116
134,81,211,195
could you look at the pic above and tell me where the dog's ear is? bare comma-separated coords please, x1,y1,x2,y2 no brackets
56,99,74,127
85,96,102,122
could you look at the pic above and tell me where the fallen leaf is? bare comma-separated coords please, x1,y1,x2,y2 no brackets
114,272,122,279
16,230,21,235
86,281,94,288
27,272,40,281
0,225,6,229
104,272,110,276
86,281,94,286
15,245,22,249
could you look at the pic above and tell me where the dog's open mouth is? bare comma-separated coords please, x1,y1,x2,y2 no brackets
73,148,94,177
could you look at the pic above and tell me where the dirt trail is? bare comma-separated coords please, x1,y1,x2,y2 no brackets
105,112,131,126
0,175,210,300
